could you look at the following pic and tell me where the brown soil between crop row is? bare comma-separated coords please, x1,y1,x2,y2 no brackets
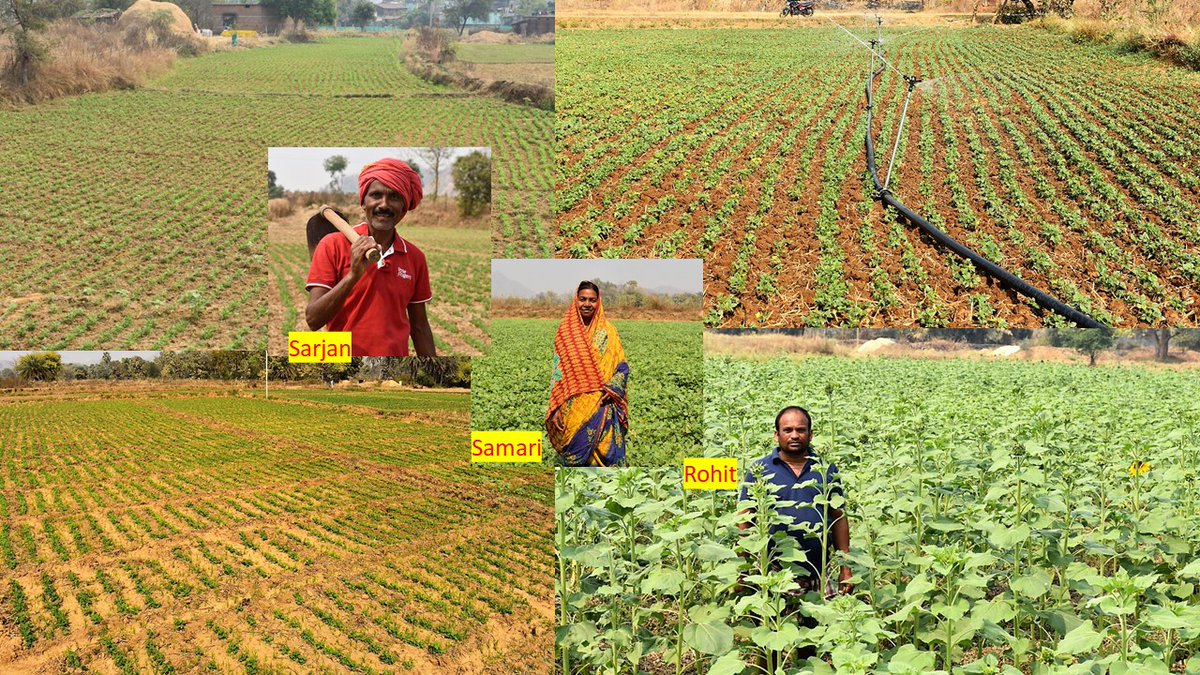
554,28,1200,327
5,519,552,674
1,388,551,673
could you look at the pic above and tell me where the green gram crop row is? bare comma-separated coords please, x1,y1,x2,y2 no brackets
0,391,552,672
0,37,552,350
557,356,1200,673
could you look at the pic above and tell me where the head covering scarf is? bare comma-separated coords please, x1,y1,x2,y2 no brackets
358,159,423,211
547,295,608,417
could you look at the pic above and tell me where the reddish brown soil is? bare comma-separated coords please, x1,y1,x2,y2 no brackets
554,27,1200,328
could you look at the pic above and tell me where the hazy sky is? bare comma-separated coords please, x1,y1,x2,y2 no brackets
0,351,159,369
268,147,489,194
492,259,703,296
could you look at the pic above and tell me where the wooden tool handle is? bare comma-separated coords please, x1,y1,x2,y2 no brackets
319,206,381,263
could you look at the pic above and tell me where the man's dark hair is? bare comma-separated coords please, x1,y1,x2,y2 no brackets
577,280,600,296
775,406,813,432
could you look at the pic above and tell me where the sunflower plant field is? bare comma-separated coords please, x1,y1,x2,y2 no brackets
556,356,1200,673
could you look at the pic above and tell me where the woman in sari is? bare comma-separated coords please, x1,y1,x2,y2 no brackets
545,281,629,467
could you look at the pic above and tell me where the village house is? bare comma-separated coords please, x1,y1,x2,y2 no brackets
210,0,284,33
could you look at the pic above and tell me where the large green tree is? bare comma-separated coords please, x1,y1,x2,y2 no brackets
261,0,335,32
351,0,374,29
323,154,348,192
1053,328,1116,366
268,170,284,199
451,151,491,217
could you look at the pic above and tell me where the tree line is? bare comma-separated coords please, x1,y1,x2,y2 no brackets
4,352,470,387
272,149,490,219
502,279,704,311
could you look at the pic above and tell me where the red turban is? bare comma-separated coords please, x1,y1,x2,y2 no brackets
358,159,423,211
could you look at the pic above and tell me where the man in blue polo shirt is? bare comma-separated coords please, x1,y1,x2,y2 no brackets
739,406,852,596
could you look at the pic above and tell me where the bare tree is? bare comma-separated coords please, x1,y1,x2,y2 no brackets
2,0,46,87
418,147,452,202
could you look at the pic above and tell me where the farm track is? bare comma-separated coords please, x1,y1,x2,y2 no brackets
0,37,552,351
0,392,552,673
556,27,1200,328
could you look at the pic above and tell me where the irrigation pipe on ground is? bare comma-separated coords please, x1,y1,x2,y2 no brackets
825,15,1105,327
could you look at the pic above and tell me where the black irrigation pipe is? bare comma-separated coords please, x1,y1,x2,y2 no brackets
862,63,1104,328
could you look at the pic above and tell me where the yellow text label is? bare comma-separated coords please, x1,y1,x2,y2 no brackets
683,458,739,490
288,332,352,363
471,431,543,463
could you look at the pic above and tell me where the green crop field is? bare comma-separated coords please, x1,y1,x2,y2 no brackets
0,385,551,672
472,318,704,466
268,227,491,355
267,387,470,414
556,356,1200,673
0,37,552,352
557,26,1200,329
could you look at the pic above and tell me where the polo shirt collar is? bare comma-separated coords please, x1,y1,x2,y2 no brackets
378,236,409,261
356,223,409,259
769,447,814,473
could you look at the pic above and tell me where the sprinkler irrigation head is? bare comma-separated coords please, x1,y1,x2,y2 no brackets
905,75,920,91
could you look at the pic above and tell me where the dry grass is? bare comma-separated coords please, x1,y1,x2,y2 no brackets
1073,0,1200,26
268,197,294,219
1037,13,1200,68
268,198,487,246
705,331,1200,368
0,20,195,105
272,190,358,217
449,61,554,89
402,29,554,109
705,331,855,357
205,34,285,51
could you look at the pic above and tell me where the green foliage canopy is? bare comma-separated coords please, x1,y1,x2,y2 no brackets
451,151,491,218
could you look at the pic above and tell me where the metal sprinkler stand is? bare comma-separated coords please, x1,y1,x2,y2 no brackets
883,75,920,192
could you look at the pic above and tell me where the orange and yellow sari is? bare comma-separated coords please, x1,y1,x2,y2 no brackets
545,296,629,467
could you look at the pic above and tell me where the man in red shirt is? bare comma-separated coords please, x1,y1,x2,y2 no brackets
305,159,436,356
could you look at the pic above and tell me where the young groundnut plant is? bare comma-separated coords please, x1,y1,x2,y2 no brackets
555,355,1200,673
